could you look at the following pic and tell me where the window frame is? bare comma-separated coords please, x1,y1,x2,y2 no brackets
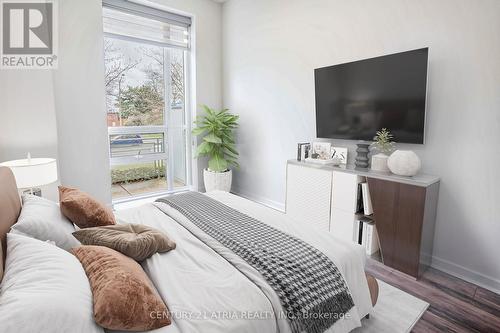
103,3,194,203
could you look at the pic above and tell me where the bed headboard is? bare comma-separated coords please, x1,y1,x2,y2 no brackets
0,166,21,278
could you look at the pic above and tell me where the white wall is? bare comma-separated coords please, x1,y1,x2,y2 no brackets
222,0,500,292
52,0,112,204
0,71,59,201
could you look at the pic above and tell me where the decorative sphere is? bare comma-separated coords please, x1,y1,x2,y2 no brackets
387,150,421,176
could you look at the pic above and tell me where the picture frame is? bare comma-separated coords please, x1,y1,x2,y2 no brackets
297,143,311,161
331,147,348,164
311,142,332,160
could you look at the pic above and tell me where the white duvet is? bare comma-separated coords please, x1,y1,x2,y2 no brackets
113,191,372,333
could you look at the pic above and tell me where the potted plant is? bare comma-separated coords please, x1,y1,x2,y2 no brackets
192,105,239,192
370,128,394,172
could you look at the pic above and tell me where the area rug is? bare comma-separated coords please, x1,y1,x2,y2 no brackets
353,280,429,333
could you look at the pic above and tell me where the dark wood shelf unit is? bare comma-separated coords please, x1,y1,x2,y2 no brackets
367,178,439,278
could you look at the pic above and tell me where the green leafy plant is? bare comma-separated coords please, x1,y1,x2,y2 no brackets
192,105,239,172
371,128,395,154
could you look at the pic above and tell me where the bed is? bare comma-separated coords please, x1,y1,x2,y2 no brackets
0,166,378,333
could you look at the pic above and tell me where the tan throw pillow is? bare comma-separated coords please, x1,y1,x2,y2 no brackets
59,186,115,228
72,245,171,331
73,223,176,262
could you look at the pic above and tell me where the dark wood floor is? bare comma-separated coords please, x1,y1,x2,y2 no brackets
365,258,500,332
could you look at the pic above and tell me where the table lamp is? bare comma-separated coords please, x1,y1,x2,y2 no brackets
0,153,58,197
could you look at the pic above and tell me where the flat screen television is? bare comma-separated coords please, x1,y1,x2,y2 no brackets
314,48,428,144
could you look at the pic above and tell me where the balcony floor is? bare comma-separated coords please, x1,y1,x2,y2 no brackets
112,177,185,199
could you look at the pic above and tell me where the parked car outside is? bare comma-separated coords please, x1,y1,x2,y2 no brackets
110,134,143,146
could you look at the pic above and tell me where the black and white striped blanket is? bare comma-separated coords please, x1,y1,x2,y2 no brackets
157,192,354,333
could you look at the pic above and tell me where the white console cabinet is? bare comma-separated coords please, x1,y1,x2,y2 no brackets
285,161,362,241
285,159,441,279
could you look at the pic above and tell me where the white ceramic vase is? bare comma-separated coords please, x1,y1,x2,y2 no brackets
203,169,232,192
371,153,389,172
387,150,421,176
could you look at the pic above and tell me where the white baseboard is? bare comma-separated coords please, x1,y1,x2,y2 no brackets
231,188,285,212
431,255,500,294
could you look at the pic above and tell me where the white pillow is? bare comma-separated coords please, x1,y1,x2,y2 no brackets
10,195,80,251
0,233,103,333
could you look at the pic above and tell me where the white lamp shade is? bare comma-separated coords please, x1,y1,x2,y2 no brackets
0,158,58,188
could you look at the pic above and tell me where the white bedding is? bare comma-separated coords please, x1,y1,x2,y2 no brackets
0,233,103,333
113,191,372,333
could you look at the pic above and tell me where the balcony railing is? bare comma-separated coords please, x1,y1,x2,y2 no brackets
107,103,188,200
108,126,168,166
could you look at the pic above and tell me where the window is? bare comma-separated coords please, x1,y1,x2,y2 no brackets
102,0,191,201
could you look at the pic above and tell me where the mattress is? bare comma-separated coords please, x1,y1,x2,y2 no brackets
112,191,372,333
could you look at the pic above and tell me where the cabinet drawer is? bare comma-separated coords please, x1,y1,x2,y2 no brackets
332,171,361,213
286,163,332,232
330,208,357,243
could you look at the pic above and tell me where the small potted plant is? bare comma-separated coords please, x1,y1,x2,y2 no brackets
192,105,239,192
370,128,394,172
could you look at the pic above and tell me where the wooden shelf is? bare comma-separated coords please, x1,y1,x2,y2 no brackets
370,250,383,263
355,213,374,223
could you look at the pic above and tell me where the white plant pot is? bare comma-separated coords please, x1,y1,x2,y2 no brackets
387,150,421,176
203,169,232,192
371,153,389,172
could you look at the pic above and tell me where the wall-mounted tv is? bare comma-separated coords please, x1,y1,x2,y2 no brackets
314,48,428,144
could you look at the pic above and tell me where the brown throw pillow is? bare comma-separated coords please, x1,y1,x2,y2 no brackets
73,223,176,261
72,245,171,331
59,186,115,228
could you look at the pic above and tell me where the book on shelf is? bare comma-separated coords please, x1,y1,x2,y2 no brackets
361,182,373,215
353,220,360,244
358,220,363,244
356,183,364,214
354,220,380,255
363,222,380,255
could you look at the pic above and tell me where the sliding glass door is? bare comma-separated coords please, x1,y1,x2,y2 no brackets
102,2,191,201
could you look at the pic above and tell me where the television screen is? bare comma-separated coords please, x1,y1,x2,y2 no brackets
314,48,428,144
